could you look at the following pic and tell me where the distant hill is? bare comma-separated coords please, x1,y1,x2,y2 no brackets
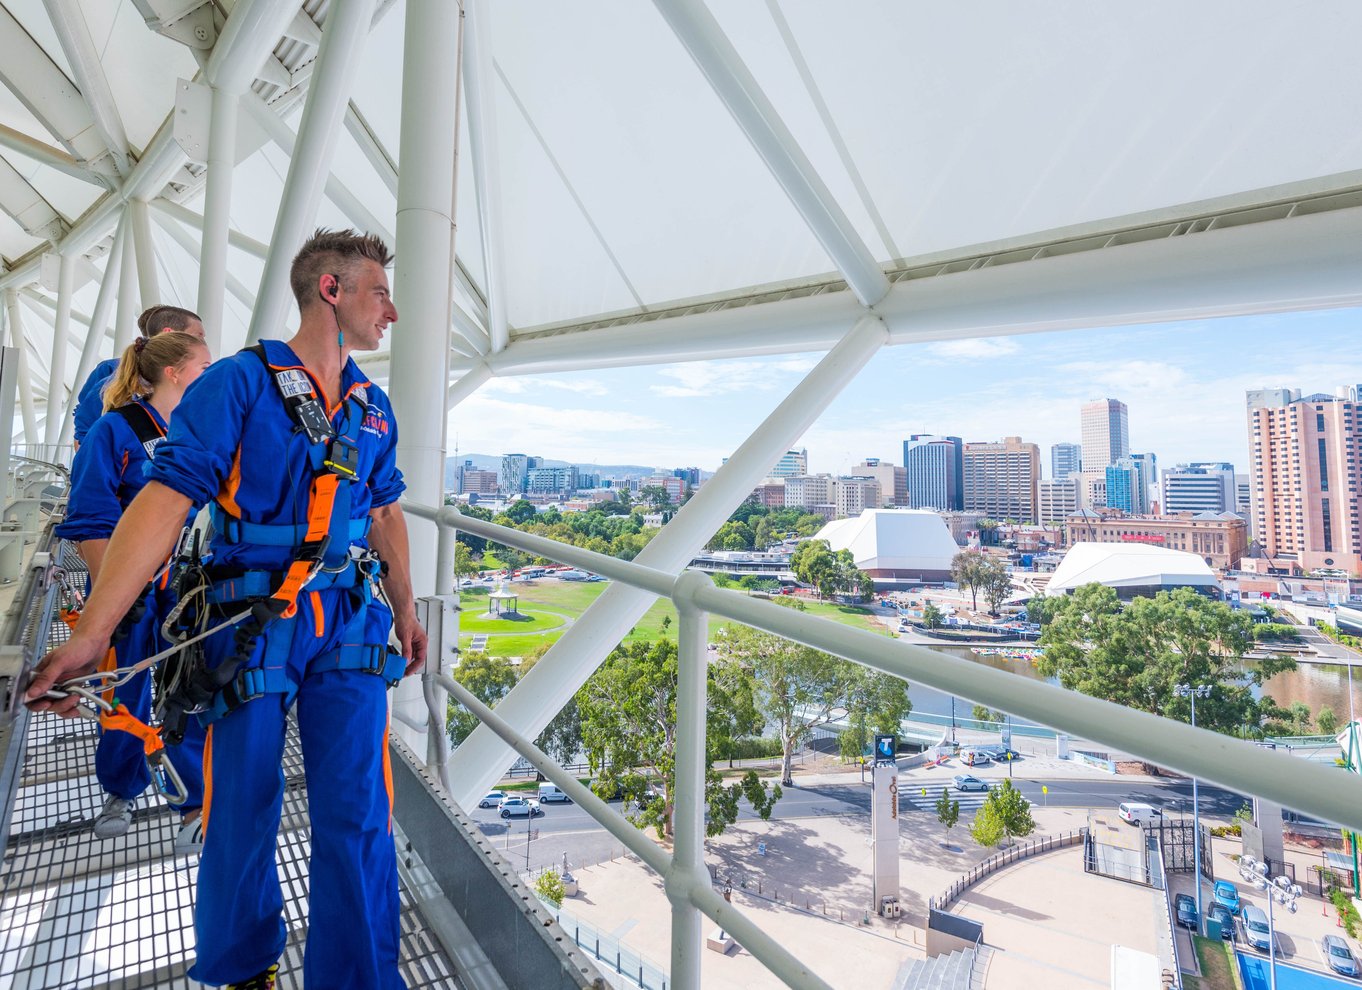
444,454,672,488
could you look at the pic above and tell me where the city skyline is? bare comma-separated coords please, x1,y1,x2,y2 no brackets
443,308,1362,477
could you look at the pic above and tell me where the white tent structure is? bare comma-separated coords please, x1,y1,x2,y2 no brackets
815,508,957,582
3,2,1362,984
1046,541,1220,598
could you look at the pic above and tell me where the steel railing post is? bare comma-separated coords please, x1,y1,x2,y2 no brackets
669,570,713,990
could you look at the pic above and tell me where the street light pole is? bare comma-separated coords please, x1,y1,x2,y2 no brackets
1177,683,1210,939
1267,885,1278,990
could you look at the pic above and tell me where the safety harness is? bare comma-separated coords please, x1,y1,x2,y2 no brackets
111,401,166,459
156,344,404,738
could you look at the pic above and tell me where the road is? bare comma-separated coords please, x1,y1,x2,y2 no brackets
467,773,1251,874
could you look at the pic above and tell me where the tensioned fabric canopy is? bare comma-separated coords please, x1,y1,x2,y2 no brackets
2,0,1362,430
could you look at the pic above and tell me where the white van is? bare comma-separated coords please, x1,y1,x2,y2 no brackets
1117,802,1163,825
537,782,573,803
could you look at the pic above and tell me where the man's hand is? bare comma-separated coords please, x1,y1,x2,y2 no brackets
395,608,428,677
24,634,109,717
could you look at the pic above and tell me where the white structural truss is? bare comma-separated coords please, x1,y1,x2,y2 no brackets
1,2,1362,985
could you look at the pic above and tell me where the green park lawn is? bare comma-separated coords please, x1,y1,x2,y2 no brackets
457,580,887,657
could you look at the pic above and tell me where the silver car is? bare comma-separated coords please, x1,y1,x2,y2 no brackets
1323,934,1360,977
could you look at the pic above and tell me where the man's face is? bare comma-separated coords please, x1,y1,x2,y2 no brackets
336,260,398,351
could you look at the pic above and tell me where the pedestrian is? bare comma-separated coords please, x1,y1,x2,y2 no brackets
72,305,205,448
28,228,427,990
54,329,212,845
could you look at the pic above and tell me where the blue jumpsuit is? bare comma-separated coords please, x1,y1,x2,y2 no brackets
149,340,406,989
72,357,119,448
54,400,206,812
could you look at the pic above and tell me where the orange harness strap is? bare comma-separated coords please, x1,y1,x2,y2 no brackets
99,703,166,757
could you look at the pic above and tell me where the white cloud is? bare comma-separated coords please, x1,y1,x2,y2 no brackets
481,377,610,397
925,338,1021,360
650,357,819,398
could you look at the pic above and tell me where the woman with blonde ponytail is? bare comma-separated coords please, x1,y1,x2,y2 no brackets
55,328,212,845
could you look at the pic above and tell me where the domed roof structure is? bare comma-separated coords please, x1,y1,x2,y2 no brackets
1046,542,1220,598
815,509,959,581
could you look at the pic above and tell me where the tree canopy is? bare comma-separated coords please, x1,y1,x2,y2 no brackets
715,622,907,785
1036,584,1295,736
969,779,1035,847
790,539,873,601
575,638,780,838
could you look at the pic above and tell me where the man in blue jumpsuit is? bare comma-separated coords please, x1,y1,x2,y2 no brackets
28,229,428,990
71,305,205,447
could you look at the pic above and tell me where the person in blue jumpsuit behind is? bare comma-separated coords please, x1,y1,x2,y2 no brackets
29,229,428,990
55,329,212,845
72,305,205,448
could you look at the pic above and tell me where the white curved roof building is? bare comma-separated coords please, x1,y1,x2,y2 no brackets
816,509,959,581
1046,542,1220,598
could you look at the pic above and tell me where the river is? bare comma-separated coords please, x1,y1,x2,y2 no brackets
899,642,1362,730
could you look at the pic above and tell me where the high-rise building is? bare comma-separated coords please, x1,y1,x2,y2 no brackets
1038,478,1082,526
460,469,499,495
903,435,963,510
1247,387,1362,574
771,448,808,478
833,478,880,519
673,467,702,487
527,466,579,495
852,459,908,507
784,474,834,511
500,453,541,494
1162,463,1236,514
1104,453,1156,514
1079,398,1129,507
1050,442,1082,480
962,436,1040,522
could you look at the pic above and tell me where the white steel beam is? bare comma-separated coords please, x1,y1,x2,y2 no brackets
344,101,398,198
0,123,107,187
150,198,269,259
41,0,133,176
198,0,303,354
3,289,38,443
244,0,384,347
43,252,74,445
0,157,68,242
0,3,117,176
447,313,888,808
387,0,461,752
462,0,509,353
115,205,139,350
61,215,125,446
128,198,159,309
205,0,302,95
196,84,239,355
154,208,256,313
651,0,889,308
243,95,395,249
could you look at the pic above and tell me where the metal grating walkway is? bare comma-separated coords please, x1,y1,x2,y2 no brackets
0,550,465,989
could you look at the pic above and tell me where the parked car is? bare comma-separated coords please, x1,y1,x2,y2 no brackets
1174,893,1198,931
477,790,505,809
1323,934,1360,977
537,782,572,803
499,797,543,819
1117,802,1163,826
1212,880,1240,914
980,746,1021,762
953,775,989,792
1206,904,1235,941
1240,905,1275,953
961,749,992,767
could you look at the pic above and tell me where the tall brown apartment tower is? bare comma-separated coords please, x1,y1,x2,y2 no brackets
1246,387,1362,575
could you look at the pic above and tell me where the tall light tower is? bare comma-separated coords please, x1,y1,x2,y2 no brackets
1176,683,1211,936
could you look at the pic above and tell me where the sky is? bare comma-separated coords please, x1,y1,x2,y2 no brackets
446,307,1362,478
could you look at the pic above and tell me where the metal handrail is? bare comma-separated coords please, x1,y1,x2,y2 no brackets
930,830,1087,911
402,500,1362,990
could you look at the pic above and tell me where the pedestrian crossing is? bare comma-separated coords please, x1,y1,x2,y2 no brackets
903,782,994,816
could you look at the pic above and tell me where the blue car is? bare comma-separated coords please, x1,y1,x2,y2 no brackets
1212,880,1240,914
